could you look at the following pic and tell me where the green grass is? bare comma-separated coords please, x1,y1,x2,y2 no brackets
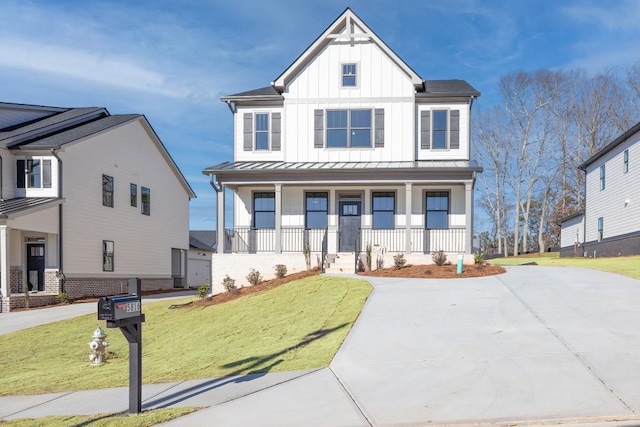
490,253,640,279
0,407,198,427
0,276,371,396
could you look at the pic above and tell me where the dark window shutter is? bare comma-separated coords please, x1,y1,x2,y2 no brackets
17,159,25,188
314,109,324,148
374,108,384,148
271,112,281,151
420,111,431,149
243,113,253,151
43,159,52,188
450,110,460,149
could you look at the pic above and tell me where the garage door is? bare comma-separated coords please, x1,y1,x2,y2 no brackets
188,259,211,288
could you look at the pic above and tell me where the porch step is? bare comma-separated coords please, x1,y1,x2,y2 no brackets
325,253,357,274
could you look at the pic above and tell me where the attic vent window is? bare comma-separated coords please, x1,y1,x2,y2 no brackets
342,63,357,87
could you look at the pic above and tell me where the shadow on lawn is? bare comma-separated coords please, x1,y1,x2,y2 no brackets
143,323,348,409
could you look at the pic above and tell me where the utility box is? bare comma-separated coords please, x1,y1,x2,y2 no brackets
98,295,142,322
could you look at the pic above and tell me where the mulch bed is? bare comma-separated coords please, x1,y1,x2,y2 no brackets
358,263,506,278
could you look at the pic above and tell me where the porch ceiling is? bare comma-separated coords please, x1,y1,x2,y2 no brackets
203,160,482,185
0,197,63,219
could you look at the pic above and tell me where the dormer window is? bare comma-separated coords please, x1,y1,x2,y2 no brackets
342,63,357,87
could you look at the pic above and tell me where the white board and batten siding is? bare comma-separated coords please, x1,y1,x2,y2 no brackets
60,118,190,278
584,130,640,243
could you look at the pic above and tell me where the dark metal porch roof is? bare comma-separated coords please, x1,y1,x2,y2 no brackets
0,197,64,219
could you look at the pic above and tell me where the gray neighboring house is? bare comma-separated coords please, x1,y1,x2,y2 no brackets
560,121,640,257
188,230,216,288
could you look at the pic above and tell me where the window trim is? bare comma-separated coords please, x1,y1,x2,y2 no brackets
341,63,357,87
305,191,328,229
425,191,450,230
103,240,114,272
102,174,114,207
372,191,395,230
600,164,606,191
326,109,372,148
253,191,276,229
624,149,629,174
255,112,270,151
16,157,53,189
141,187,150,216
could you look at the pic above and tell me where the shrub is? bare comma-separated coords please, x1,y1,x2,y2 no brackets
222,275,238,294
303,243,311,270
365,243,373,271
246,269,263,286
274,264,287,278
196,283,209,299
393,253,407,270
432,250,447,266
56,292,70,304
474,252,485,265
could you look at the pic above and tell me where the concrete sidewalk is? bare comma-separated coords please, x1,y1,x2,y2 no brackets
4,267,640,426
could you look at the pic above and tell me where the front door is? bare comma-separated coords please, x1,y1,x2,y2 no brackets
339,201,361,252
26,243,45,292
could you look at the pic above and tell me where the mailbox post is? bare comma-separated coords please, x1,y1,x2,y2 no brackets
97,278,145,414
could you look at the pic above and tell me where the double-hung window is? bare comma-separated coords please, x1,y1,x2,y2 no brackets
372,192,395,229
432,110,448,149
17,159,52,189
624,149,629,173
141,187,150,215
255,113,269,150
600,165,606,191
102,175,114,207
254,192,275,229
103,240,114,272
342,63,357,87
326,109,371,148
305,192,328,229
130,183,137,207
426,192,449,229
597,217,604,242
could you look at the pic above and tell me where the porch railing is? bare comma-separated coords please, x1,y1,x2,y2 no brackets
357,227,466,253
224,227,327,254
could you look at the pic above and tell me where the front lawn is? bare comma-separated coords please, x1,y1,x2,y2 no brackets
490,253,640,280
0,275,371,396
1,408,198,427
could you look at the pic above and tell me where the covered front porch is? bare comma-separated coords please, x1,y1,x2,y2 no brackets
0,198,63,312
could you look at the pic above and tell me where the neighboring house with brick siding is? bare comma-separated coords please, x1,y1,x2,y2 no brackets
0,102,195,311
560,121,640,257
203,8,481,293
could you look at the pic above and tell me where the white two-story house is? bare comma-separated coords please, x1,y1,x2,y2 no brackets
560,121,640,257
204,9,481,291
0,102,195,311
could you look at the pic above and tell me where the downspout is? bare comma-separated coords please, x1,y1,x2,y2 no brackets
581,166,587,257
51,149,64,292
209,174,221,192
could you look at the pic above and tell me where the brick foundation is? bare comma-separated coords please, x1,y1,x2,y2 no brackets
10,268,23,294
63,277,175,299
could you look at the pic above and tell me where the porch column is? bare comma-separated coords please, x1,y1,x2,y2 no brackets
216,187,225,254
275,183,282,254
465,181,473,254
405,183,412,254
0,225,10,299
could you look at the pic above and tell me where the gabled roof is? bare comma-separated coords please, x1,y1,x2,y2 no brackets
0,107,107,148
579,121,640,170
0,197,64,220
272,8,424,92
0,102,66,131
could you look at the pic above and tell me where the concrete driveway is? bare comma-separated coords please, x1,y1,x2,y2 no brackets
4,267,640,426
185,266,640,426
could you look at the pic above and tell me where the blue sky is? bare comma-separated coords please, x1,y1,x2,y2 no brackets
2,0,640,230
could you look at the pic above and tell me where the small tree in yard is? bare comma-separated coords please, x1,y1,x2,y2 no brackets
274,264,287,278
196,283,209,299
303,243,311,270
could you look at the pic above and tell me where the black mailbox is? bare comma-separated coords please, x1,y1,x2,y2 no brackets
98,295,142,322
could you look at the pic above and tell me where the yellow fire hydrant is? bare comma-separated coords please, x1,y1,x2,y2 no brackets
89,327,109,365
